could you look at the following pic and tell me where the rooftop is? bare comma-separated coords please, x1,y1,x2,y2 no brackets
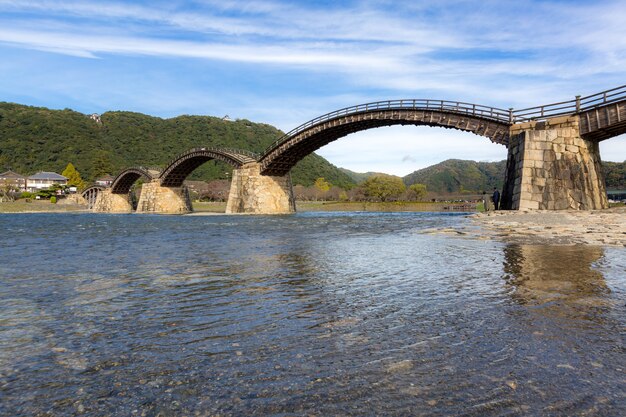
0,170,26,179
28,172,68,180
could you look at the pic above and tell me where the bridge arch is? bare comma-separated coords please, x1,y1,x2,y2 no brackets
110,167,157,194
159,147,258,187
81,184,105,210
259,100,512,176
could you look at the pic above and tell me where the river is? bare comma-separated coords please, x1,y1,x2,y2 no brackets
0,212,624,416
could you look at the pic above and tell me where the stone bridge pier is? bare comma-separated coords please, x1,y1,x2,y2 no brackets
93,189,133,213
226,162,295,214
501,115,608,210
136,180,192,214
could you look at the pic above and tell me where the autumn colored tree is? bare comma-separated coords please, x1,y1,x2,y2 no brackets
314,177,331,192
61,162,86,189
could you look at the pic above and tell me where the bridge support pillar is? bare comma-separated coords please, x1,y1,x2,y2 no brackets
226,163,295,214
501,116,608,210
136,180,192,214
92,189,133,213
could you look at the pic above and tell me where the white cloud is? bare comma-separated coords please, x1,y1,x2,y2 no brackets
0,0,624,172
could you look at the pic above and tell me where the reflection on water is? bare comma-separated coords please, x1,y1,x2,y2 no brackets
0,212,624,416
503,245,612,310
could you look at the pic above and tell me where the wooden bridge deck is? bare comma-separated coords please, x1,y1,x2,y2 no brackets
579,100,626,141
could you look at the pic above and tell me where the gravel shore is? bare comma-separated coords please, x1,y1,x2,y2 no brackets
469,207,626,246
419,207,626,246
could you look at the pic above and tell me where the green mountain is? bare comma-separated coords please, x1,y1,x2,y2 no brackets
338,168,398,184
0,102,356,188
403,159,508,193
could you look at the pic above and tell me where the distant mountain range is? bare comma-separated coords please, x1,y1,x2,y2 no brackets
340,159,505,193
338,168,391,184
403,159,507,193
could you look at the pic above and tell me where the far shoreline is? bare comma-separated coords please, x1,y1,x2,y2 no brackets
1,200,483,214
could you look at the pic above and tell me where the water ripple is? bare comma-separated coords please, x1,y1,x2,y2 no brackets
0,212,624,416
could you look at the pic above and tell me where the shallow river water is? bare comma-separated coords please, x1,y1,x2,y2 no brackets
0,212,624,416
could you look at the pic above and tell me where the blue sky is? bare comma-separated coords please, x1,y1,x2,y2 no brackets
0,0,624,175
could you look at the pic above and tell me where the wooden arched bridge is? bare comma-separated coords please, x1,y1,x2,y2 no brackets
88,84,625,214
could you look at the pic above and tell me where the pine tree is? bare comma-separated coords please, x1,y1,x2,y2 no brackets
62,162,86,189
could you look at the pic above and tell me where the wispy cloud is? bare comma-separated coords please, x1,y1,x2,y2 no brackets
0,0,623,169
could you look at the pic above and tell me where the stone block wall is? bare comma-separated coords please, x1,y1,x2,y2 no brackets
93,189,133,213
226,162,295,214
136,180,192,214
502,116,608,210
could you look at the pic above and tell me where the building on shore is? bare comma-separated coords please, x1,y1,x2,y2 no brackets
90,113,102,124
26,172,68,192
95,174,115,187
0,170,27,191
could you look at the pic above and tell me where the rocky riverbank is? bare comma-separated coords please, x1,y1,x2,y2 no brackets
420,207,626,246
470,207,626,246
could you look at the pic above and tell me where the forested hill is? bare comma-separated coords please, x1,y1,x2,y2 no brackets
339,168,393,184
0,102,356,188
403,159,507,193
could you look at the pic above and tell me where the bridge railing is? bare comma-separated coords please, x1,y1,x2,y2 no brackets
112,166,159,182
166,147,260,164
264,99,512,154
513,84,626,122
81,183,106,192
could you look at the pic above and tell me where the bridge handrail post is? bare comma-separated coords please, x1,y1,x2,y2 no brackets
575,95,581,112
509,108,514,124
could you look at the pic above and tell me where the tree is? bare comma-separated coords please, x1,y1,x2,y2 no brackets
314,177,331,200
409,183,428,201
361,175,406,202
314,177,331,192
0,182,17,202
91,151,114,180
62,162,86,189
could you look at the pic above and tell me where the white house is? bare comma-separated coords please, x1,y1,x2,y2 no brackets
26,172,68,192
95,174,114,187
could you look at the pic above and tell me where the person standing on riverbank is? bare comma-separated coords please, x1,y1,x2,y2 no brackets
492,188,500,210
482,191,492,211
